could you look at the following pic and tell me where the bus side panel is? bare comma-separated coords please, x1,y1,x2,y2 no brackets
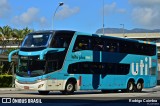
121,54,157,88
101,75,128,90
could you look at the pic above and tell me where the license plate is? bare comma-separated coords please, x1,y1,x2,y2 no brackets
24,86,29,90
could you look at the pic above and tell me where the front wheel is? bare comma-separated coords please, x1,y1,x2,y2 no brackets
38,91,50,95
61,81,75,95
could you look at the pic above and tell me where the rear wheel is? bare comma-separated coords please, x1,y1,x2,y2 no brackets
38,91,50,95
61,81,75,95
135,81,143,92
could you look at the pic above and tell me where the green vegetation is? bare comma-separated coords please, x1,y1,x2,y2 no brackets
0,75,13,87
0,25,33,73
0,26,33,87
0,25,33,54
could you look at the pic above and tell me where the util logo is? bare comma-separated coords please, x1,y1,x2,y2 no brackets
131,57,152,75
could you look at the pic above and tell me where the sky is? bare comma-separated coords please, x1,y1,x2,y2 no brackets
0,0,160,33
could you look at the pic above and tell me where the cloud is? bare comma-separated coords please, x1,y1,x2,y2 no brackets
55,5,80,20
0,0,11,18
12,7,48,27
129,0,160,29
104,2,116,15
39,17,47,26
104,2,126,16
129,0,160,7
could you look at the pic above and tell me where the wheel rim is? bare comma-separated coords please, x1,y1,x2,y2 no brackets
129,82,133,91
67,83,73,91
137,83,142,90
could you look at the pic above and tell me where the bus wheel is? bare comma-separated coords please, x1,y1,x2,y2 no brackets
62,81,75,95
127,81,135,92
135,82,143,92
38,91,50,95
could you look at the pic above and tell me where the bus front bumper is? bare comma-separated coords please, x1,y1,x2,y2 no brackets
15,80,47,91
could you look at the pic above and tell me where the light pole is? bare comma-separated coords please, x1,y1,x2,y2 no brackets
53,2,64,30
120,24,124,37
102,0,105,35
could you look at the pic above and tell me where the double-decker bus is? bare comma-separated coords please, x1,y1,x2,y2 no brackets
8,30,158,95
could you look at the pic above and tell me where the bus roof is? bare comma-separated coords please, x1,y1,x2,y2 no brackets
29,30,76,34
28,30,156,46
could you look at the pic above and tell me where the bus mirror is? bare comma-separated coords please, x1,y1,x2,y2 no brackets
8,49,19,62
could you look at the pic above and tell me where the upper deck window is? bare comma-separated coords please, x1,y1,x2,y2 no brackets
21,33,51,48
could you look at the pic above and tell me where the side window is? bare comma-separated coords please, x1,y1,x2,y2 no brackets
105,42,118,52
73,35,91,52
149,45,156,56
68,63,79,74
68,62,130,75
106,63,117,74
116,64,130,75
50,34,72,49
92,38,104,51
103,39,119,52
145,44,156,56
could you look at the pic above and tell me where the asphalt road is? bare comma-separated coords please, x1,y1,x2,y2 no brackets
0,86,160,105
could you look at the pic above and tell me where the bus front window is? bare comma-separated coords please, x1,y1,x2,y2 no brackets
17,56,46,77
16,56,60,77
21,33,51,48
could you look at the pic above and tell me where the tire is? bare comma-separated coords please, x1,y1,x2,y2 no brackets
38,91,50,95
135,82,143,92
126,81,135,92
61,81,75,95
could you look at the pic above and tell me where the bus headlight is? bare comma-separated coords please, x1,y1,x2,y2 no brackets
38,84,44,88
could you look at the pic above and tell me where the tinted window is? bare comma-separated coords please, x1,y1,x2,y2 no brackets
72,35,156,56
92,38,104,51
73,35,92,52
21,33,51,47
50,32,73,49
68,62,130,75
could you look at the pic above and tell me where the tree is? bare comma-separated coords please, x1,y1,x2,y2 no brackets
12,27,33,47
0,26,13,54
0,26,33,74
23,27,33,36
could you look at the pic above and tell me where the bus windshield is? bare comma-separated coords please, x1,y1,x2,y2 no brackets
16,55,60,77
16,56,46,77
21,33,52,48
